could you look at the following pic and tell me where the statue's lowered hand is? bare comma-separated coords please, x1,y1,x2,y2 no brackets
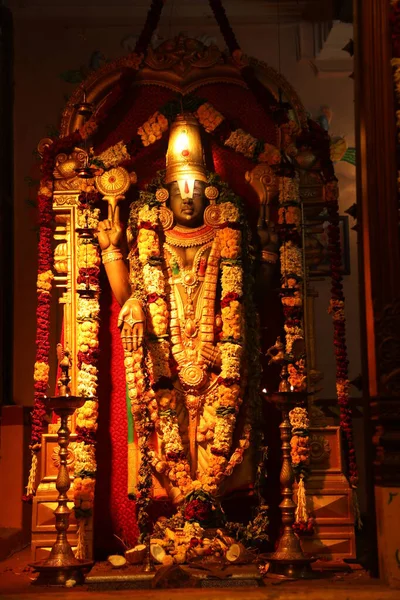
117,298,145,352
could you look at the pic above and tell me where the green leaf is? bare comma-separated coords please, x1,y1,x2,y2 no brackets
341,147,356,166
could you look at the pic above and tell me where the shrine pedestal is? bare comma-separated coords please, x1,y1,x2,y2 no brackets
298,425,356,562
31,427,354,563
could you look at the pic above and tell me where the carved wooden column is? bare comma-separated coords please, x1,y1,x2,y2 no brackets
0,4,13,407
354,0,400,584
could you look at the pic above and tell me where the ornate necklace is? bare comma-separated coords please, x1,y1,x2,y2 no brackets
164,242,211,293
167,237,220,391
165,224,215,248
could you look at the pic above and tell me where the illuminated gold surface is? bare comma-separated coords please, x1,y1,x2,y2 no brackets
165,113,207,185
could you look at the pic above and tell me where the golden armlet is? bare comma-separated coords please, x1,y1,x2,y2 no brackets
102,250,124,264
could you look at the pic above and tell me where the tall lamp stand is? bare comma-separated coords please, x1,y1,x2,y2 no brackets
264,391,315,579
29,396,93,585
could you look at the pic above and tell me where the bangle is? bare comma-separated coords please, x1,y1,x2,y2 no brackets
261,250,278,264
102,250,123,265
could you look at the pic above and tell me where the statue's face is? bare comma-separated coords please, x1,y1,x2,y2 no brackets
169,180,207,227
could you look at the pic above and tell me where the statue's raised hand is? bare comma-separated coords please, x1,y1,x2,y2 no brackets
117,298,145,352
97,204,123,252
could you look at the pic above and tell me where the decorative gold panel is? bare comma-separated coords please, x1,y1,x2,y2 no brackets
40,433,77,481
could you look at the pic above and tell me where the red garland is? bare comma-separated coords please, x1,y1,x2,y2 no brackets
292,517,315,537
24,182,55,501
138,221,158,231
77,348,100,370
216,376,240,387
220,291,241,308
326,183,358,489
77,267,100,286
147,292,164,304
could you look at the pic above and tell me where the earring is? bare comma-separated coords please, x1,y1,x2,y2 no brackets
203,185,221,227
156,188,174,230
204,185,219,201
156,188,169,203
160,205,174,230
204,204,222,227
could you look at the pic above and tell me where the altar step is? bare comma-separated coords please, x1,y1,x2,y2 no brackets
85,563,263,590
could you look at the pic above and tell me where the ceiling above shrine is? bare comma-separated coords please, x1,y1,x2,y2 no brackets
6,0,341,25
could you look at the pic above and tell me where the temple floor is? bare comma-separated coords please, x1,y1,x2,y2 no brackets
0,549,399,600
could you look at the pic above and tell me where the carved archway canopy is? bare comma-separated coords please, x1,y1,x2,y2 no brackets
60,35,307,137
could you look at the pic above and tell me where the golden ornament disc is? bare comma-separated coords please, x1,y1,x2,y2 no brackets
183,273,196,286
159,205,174,230
180,364,207,390
205,185,219,201
37,137,53,157
204,204,222,227
156,188,169,203
95,167,131,196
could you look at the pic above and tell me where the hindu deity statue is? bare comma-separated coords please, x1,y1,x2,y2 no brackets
97,114,278,509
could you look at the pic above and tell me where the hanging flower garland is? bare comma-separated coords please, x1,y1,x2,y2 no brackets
73,206,101,558
24,177,55,502
292,113,360,528
278,175,305,368
325,180,361,527
276,172,314,534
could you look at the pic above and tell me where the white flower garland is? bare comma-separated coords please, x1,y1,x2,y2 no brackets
73,207,101,559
